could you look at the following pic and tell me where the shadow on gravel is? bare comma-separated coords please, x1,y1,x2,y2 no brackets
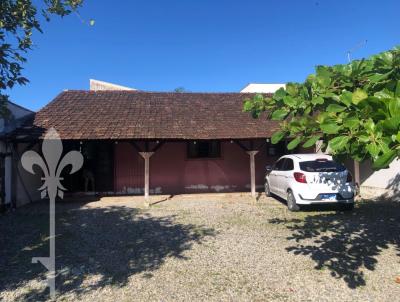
0,202,215,301
269,196,400,289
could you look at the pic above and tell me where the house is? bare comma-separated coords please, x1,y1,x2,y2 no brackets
0,101,34,210
7,86,301,206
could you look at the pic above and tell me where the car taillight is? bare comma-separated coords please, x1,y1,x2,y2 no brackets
346,172,353,183
294,172,307,183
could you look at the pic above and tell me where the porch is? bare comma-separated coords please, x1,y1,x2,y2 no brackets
61,138,283,198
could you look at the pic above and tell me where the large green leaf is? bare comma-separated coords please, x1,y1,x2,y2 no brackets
302,135,321,148
243,99,253,112
271,108,289,120
283,96,297,107
343,116,360,129
372,149,397,169
326,104,346,113
315,66,332,87
382,116,400,132
374,89,393,99
320,121,340,134
322,92,340,102
287,137,301,150
352,88,368,105
358,134,370,143
285,83,298,96
366,142,380,159
328,136,350,152
340,91,352,106
311,96,324,105
368,71,393,83
364,119,376,132
388,97,400,117
271,131,285,144
288,120,303,134
274,88,286,100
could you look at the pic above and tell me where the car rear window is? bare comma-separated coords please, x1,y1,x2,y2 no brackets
299,160,346,172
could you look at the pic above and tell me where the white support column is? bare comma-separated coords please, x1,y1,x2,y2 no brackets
354,160,360,195
246,151,259,198
139,152,154,199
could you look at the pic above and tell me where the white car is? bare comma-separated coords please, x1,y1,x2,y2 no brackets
265,154,355,211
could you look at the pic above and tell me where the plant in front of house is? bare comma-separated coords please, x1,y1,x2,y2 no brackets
244,46,400,169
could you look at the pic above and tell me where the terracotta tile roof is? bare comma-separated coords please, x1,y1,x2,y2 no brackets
17,90,278,140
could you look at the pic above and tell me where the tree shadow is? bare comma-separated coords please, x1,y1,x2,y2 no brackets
268,196,400,289
386,171,400,193
0,202,216,300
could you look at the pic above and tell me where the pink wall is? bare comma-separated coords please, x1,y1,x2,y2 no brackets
114,143,144,194
114,141,275,195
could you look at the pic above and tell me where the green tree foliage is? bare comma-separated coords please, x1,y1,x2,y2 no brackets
0,0,83,114
174,87,186,93
244,46,400,169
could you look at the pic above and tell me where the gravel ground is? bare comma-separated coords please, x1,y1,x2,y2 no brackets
1,193,399,301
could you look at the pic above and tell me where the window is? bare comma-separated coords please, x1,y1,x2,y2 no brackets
187,141,221,159
273,158,294,171
299,160,346,172
273,159,285,171
283,158,294,171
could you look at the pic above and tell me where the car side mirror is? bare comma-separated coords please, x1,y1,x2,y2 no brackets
266,165,272,172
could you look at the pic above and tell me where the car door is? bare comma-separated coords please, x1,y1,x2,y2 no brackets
278,158,294,196
273,158,288,197
268,159,284,195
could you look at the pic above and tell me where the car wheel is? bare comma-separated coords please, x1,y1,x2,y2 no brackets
287,190,300,212
265,181,272,197
340,203,354,211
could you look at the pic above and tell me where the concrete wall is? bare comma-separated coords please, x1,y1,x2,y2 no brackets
0,142,42,208
0,102,34,208
359,159,400,192
114,141,274,195
14,143,42,207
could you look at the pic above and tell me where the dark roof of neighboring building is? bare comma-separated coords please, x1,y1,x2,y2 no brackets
12,90,278,140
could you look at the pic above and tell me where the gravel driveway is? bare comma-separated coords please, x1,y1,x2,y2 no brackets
1,193,399,301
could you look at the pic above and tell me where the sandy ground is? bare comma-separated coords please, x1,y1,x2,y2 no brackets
1,193,399,301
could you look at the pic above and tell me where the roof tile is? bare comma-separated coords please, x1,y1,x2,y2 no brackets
20,90,278,140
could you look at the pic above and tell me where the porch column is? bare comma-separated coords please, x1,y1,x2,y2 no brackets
139,152,154,199
246,151,259,198
354,160,360,195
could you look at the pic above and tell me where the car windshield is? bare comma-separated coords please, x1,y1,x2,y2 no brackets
299,160,346,172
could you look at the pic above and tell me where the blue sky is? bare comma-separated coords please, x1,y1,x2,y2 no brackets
7,0,400,111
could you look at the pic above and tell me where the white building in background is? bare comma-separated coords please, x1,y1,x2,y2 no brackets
241,83,285,93
89,79,136,91
0,101,34,209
